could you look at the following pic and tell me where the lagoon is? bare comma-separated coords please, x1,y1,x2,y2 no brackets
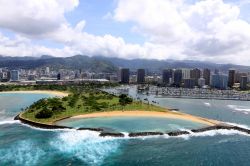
1,92,250,165
56,116,206,133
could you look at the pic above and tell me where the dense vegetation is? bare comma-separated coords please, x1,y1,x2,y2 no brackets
0,82,119,92
1,55,250,73
0,55,117,72
20,87,166,124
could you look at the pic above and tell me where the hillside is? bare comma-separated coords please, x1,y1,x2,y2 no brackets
0,55,250,73
0,55,117,73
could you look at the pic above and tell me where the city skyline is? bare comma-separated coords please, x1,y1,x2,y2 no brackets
1,1,250,165
1,64,249,91
0,0,250,65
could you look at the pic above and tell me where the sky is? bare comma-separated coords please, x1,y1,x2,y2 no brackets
0,0,250,65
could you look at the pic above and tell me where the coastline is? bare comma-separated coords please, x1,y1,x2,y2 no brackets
0,90,69,97
70,110,220,126
15,112,250,138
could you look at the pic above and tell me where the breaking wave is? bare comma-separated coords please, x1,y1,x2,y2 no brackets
0,120,20,125
0,140,45,166
50,130,125,165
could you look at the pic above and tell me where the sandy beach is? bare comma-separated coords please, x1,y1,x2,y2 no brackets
71,110,220,126
0,90,69,97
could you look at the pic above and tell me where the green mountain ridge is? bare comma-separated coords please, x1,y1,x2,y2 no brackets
0,55,117,73
0,55,249,73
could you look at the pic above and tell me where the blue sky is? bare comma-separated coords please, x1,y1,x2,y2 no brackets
64,0,145,44
0,0,250,65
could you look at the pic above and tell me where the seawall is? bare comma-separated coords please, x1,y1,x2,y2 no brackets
14,115,250,138
15,114,73,130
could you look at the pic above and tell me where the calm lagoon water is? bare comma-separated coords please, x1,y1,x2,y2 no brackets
1,92,250,165
56,116,206,132
106,86,250,127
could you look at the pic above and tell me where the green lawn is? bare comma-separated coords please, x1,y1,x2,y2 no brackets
21,91,167,124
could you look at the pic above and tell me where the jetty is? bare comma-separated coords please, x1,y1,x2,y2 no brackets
15,114,250,138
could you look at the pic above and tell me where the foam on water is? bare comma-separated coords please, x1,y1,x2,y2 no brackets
0,109,6,114
204,102,211,107
190,129,249,137
224,122,250,129
227,105,250,113
0,140,45,165
0,120,20,125
50,130,125,165
19,122,77,132
131,126,250,140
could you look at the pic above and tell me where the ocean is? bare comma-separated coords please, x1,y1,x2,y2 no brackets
1,92,250,166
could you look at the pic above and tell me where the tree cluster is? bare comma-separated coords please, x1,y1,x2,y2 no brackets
28,98,66,119
119,94,133,107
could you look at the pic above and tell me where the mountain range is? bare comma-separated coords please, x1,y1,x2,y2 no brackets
0,55,249,73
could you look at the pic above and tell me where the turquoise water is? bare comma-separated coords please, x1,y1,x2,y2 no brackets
109,86,250,127
56,117,206,132
0,93,54,121
1,92,250,165
157,98,250,126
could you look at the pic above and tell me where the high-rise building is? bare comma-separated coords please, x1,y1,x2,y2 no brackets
190,68,201,86
10,70,19,81
240,76,248,90
162,69,173,85
182,69,190,79
6,71,11,82
183,79,196,88
57,73,61,80
1,71,10,82
235,72,247,83
173,69,182,87
45,67,50,75
137,69,145,84
120,68,130,84
198,78,205,87
214,69,219,74
203,68,211,85
0,72,3,81
247,72,250,82
211,73,228,90
228,69,236,88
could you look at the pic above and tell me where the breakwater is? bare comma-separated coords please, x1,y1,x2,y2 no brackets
15,114,73,130
15,115,250,138
99,124,250,137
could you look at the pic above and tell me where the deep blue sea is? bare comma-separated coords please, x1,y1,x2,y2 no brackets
1,91,250,166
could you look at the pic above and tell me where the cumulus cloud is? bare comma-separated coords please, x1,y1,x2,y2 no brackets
0,32,78,57
0,0,79,36
0,0,250,65
113,0,250,64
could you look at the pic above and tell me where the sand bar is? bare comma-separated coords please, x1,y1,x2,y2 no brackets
71,110,220,126
0,90,69,97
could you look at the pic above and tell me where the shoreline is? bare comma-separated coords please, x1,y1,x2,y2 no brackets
15,112,250,138
69,110,220,126
0,90,69,97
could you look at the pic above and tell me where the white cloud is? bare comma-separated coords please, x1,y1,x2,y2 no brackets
0,32,78,57
113,0,250,65
0,0,79,35
114,0,191,44
0,0,250,65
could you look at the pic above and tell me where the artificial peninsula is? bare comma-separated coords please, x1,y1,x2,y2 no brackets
2,84,250,137
3,84,218,127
